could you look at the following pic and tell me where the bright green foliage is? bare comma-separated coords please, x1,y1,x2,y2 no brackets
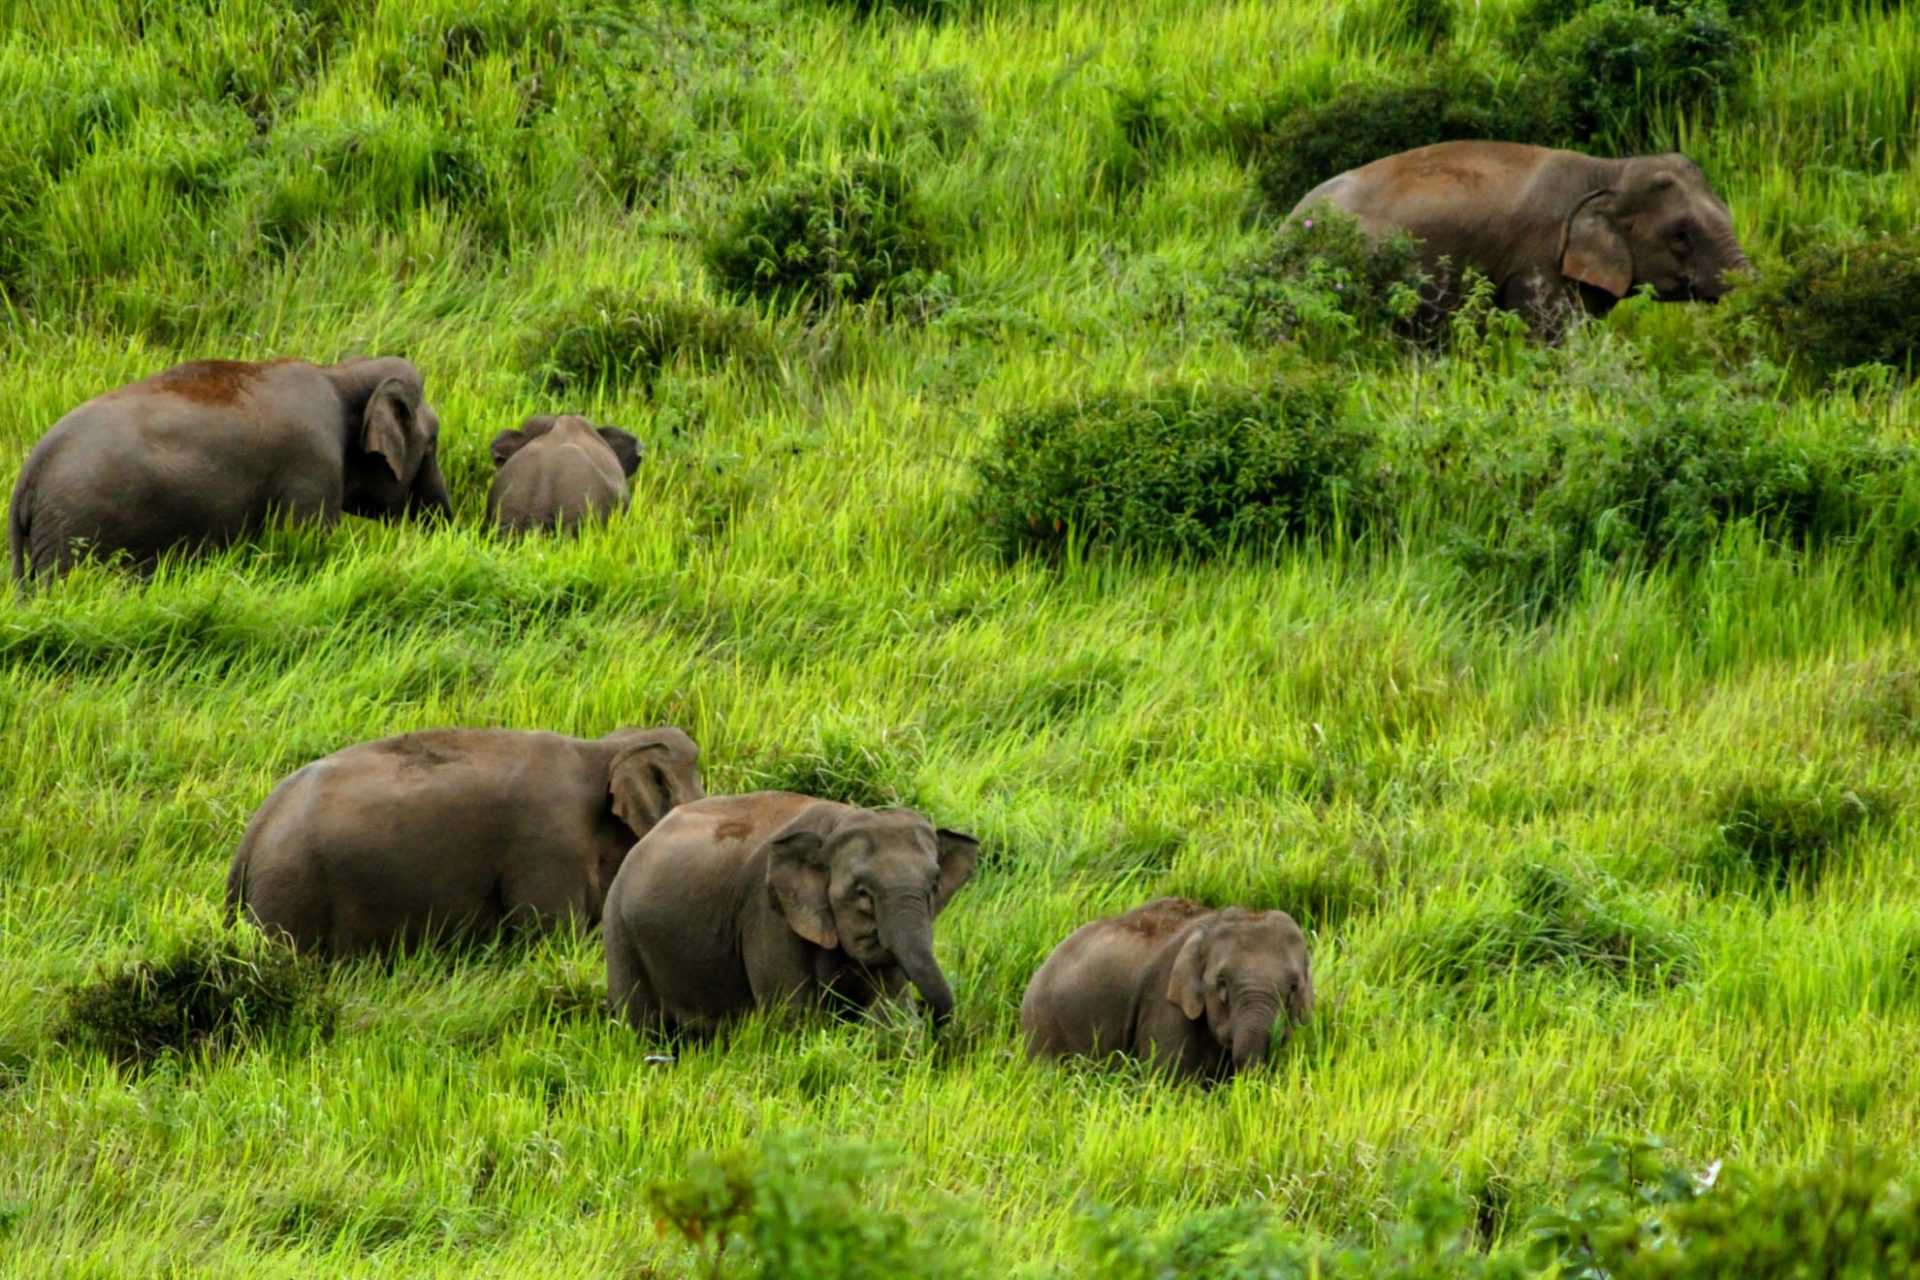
1214,209,1432,355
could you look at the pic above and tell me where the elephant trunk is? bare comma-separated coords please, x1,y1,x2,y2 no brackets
881,895,955,1027
1229,996,1281,1072
411,459,452,518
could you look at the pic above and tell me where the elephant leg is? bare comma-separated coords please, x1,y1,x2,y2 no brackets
607,935,671,1036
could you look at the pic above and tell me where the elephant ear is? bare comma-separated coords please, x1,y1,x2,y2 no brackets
1561,192,1633,298
489,429,530,470
597,427,643,477
362,377,417,482
607,741,675,839
1165,925,1211,1022
768,819,839,951
931,828,979,915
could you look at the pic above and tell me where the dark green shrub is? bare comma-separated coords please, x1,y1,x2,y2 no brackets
525,288,776,394
974,379,1377,562
705,158,951,315
1213,208,1433,355
57,934,333,1070
1746,235,1920,382
1343,0,1456,48
1252,72,1547,216
252,119,497,251
648,1134,978,1279
1701,777,1885,895
1095,77,1178,203
1519,1,1750,149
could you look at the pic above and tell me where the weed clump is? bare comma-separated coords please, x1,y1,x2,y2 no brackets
1745,235,1920,382
1213,208,1433,355
706,158,950,316
57,934,332,1070
974,379,1376,562
1702,778,1884,895
1405,862,1693,991
252,117,497,251
742,731,921,810
525,287,775,394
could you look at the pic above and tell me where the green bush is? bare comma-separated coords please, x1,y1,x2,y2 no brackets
525,287,776,394
57,934,333,1070
1745,235,1920,382
974,379,1377,562
1522,1,1751,149
705,158,951,315
1213,208,1433,355
1701,777,1885,895
251,117,497,252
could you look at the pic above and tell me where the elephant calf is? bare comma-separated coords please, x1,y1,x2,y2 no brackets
604,792,979,1035
1021,898,1312,1083
1289,141,1751,336
227,726,702,958
10,356,450,582
486,414,641,535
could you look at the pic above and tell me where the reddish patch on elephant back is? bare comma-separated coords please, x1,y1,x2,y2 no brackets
714,820,755,842
145,359,289,405
378,732,464,770
1113,897,1210,941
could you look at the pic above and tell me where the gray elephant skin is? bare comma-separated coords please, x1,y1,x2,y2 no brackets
1020,897,1313,1083
487,413,641,535
1290,141,1751,333
227,726,702,957
603,792,979,1035
9,356,450,582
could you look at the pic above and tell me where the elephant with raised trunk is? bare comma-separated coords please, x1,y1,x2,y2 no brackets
1021,897,1312,1083
10,356,450,582
227,726,702,958
487,413,641,535
604,792,979,1036
1289,141,1752,335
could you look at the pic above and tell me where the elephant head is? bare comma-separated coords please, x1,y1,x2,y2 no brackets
1167,908,1313,1073
605,727,705,846
335,358,451,519
767,806,979,1025
1562,154,1751,305
490,414,642,476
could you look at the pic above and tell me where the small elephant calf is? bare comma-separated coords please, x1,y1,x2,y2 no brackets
1021,897,1312,1082
487,414,641,535
604,792,979,1036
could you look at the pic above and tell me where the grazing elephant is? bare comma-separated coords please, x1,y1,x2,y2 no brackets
226,726,702,958
603,792,979,1036
486,413,642,535
9,356,450,582
1020,897,1313,1083
1289,141,1752,335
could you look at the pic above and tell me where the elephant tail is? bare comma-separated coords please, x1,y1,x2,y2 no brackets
7,454,30,584
223,845,248,926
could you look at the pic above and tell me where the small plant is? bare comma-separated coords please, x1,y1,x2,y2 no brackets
1213,207,1432,355
525,287,775,394
1702,777,1885,895
647,1134,976,1279
57,933,333,1070
974,378,1377,562
1744,234,1920,383
705,158,951,315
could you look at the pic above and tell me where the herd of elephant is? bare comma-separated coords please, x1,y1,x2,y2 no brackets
7,139,1752,1080
221,723,1314,1082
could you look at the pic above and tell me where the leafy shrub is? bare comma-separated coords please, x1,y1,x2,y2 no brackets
525,287,776,394
57,934,333,1070
1404,862,1694,991
647,1134,977,1279
1701,777,1885,895
1213,208,1433,355
1522,1,1751,149
1745,235,1920,382
706,158,950,315
1252,72,1547,216
974,379,1377,562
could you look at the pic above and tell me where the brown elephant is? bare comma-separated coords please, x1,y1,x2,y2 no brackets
1020,898,1312,1083
486,414,640,535
1289,141,1752,335
226,726,702,958
603,792,979,1035
9,356,450,582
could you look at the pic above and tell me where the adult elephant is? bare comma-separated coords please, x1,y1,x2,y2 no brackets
1020,898,1313,1083
1289,141,1752,334
604,793,979,1035
487,413,641,535
226,726,702,958
9,356,450,582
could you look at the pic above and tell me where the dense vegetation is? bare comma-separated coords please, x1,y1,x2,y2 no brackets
3,0,1919,1273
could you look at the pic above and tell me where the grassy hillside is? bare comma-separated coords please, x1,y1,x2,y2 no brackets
3,0,1918,1273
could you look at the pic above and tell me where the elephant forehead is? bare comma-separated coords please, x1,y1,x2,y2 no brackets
834,818,937,868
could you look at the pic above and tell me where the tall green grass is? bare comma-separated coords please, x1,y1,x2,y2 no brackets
3,0,1919,1272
